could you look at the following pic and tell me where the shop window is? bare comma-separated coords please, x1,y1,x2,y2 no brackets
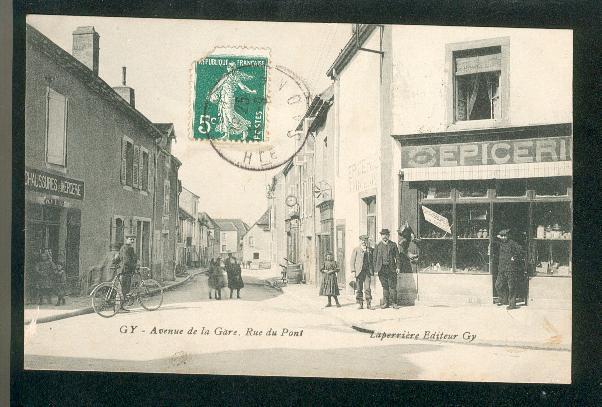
453,46,502,122
532,201,571,276
417,240,453,273
46,87,67,166
424,183,452,199
457,181,489,199
496,179,527,197
531,177,570,197
419,204,453,239
456,204,490,273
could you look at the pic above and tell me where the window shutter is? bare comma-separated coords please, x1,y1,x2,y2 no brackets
121,138,128,184
46,88,67,166
148,153,153,193
139,148,144,191
133,145,140,188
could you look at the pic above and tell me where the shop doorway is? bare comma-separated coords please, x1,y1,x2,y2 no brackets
491,203,529,305
317,234,332,278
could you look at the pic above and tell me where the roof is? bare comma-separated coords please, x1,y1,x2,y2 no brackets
256,209,270,227
153,123,176,141
26,24,165,143
327,24,378,79
198,212,219,229
214,219,250,234
295,85,334,132
178,206,195,221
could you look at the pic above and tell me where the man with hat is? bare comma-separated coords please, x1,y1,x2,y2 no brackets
494,228,524,310
350,235,374,309
373,228,400,308
112,233,139,312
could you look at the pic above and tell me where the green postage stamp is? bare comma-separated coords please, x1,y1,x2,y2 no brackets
192,55,268,142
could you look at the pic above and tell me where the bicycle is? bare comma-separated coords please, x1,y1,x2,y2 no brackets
90,266,163,318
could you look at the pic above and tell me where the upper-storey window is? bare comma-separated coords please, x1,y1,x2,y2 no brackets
46,88,67,166
447,38,509,126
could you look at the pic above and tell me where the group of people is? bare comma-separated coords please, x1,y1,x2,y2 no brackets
319,224,526,311
30,250,67,306
207,252,244,300
319,225,419,310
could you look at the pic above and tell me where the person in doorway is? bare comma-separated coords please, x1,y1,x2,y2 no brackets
226,256,244,299
374,229,400,309
320,253,341,307
112,233,138,312
351,235,374,309
35,251,56,305
398,225,420,273
53,262,67,306
494,229,525,310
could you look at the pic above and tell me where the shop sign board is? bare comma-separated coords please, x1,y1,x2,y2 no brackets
422,206,451,234
401,136,571,168
25,167,85,200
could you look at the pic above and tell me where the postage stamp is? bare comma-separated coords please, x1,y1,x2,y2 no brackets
192,55,268,142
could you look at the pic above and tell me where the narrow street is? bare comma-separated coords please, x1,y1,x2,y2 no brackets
24,271,570,383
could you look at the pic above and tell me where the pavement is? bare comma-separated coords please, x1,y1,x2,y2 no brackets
247,265,571,352
24,268,207,325
24,265,571,352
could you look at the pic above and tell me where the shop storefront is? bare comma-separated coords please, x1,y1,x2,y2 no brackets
25,167,85,298
397,125,572,308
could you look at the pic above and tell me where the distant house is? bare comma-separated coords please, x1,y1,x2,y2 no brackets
214,219,249,260
242,209,272,269
198,212,220,265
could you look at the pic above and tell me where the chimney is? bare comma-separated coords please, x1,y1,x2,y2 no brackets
72,26,100,75
113,66,136,108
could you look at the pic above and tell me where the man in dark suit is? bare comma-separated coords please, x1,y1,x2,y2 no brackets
112,233,138,312
351,235,374,310
494,229,525,310
373,229,400,309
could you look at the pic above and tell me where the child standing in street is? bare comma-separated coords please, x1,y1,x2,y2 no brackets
319,253,341,307
54,262,67,306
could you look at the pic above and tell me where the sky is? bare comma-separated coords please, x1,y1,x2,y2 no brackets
27,15,351,224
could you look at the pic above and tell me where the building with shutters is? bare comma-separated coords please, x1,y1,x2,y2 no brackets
24,24,180,297
242,209,272,269
326,24,572,307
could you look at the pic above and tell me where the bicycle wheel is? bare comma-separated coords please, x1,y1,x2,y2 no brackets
138,279,163,311
92,283,120,318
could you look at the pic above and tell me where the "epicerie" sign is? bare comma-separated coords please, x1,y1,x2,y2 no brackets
401,136,571,168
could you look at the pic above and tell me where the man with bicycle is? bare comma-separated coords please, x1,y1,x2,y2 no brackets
112,233,138,313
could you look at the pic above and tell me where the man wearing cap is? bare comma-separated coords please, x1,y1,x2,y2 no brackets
373,229,400,308
112,234,138,312
494,229,525,310
351,235,374,309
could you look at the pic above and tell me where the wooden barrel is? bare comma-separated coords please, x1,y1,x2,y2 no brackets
286,264,303,284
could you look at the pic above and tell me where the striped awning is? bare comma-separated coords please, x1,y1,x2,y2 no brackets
402,161,572,181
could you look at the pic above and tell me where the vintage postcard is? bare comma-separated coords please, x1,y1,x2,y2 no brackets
22,15,572,383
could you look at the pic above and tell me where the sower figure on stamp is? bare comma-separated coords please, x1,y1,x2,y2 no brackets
209,62,257,141
373,229,400,309
494,229,525,310
112,233,138,313
351,235,374,310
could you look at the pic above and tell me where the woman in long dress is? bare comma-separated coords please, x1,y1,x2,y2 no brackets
208,258,225,300
226,257,244,299
319,253,341,307
209,62,257,140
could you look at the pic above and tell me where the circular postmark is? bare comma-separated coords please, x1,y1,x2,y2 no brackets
193,56,311,171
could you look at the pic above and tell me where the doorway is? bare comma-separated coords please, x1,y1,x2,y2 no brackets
336,224,345,286
491,203,530,305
